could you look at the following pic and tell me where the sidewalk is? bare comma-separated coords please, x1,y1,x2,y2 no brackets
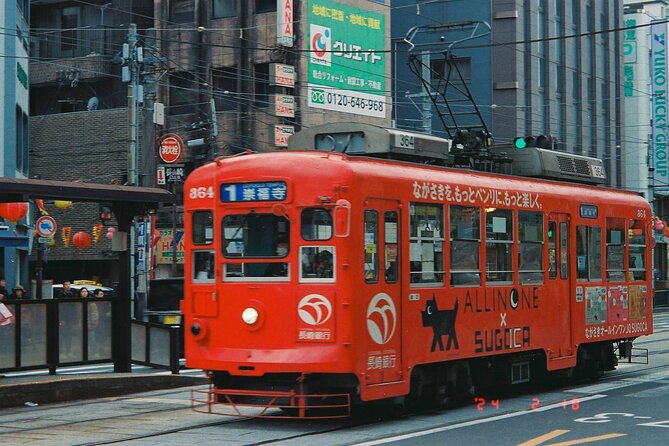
0,366,208,409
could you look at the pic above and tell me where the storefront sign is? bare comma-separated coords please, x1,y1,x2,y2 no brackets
651,20,668,189
272,125,294,147
273,94,295,117
270,63,295,87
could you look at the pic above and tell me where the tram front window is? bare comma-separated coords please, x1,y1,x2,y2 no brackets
222,213,290,279
300,246,335,281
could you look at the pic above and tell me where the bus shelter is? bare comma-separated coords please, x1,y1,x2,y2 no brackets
0,177,177,373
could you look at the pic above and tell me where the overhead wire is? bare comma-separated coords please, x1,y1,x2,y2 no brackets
17,4,664,150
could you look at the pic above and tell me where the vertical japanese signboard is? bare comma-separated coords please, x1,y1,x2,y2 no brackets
652,20,668,190
277,0,294,47
307,0,386,118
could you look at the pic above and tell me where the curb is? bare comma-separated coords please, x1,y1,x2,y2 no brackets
0,374,209,409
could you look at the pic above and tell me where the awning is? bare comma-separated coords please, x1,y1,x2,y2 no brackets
0,236,29,248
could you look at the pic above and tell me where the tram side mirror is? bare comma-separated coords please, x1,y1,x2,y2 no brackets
334,199,351,238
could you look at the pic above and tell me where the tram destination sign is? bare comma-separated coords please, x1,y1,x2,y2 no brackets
221,181,287,202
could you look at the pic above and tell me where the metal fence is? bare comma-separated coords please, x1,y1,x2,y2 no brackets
0,298,181,375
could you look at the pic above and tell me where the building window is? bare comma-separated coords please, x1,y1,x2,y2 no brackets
212,66,238,111
172,0,195,24
17,0,29,21
15,106,28,175
254,63,270,107
431,57,471,84
169,72,197,115
61,7,79,52
255,0,276,13
213,0,237,18
15,106,23,173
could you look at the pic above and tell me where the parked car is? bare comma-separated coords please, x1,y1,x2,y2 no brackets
52,280,115,298
145,277,183,325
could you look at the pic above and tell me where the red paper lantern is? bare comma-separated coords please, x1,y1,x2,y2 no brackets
72,231,91,249
0,202,29,223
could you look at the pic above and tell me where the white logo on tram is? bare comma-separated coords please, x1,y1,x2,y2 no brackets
367,293,397,345
298,294,333,326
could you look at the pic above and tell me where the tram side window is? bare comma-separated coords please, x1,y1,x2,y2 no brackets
450,205,481,286
485,208,513,283
560,222,569,279
629,220,646,281
385,211,399,283
193,250,215,282
576,225,602,281
301,208,332,240
518,211,544,284
364,211,378,283
192,211,213,244
606,218,626,282
222,213,289,279
409,203,444,285
548,221,557,279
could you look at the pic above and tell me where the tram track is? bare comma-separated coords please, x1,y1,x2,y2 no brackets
3,328,669,446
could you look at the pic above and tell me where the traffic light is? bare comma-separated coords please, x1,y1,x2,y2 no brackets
99,204,113,222
514,136,533,149
513,135,556,150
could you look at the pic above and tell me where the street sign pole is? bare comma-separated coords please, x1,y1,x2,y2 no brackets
35,241,44,299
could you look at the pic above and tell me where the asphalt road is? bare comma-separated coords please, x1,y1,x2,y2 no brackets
1,310,667,446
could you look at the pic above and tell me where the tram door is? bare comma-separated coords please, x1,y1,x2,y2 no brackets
362,200,403,385
548,213,572,357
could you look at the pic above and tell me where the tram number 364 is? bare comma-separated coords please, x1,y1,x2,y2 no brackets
189,186,215,199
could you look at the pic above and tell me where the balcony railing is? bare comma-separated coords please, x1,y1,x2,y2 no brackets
30,26,118,60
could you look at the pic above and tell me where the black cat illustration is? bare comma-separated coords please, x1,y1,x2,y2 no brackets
421,296,459,352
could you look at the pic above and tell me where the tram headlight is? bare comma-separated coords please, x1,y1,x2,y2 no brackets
190,318,208,342
191,323,201,336
242,307,259,325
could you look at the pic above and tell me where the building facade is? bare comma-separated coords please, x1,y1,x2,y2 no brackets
1,1,31,290
29,1,152,286
28,0,391,283
392,0,625,188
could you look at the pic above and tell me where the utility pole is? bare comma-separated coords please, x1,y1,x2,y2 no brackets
122,23,143,317
141,28,158,188
124,23,141,186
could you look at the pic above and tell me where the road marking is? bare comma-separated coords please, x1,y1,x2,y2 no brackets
518,430,626,446
352,395,607,446
517,429,569,446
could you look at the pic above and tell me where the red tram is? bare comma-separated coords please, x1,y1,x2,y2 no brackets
183,135,652,418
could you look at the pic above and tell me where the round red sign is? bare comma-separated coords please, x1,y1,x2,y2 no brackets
159,135,183,164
